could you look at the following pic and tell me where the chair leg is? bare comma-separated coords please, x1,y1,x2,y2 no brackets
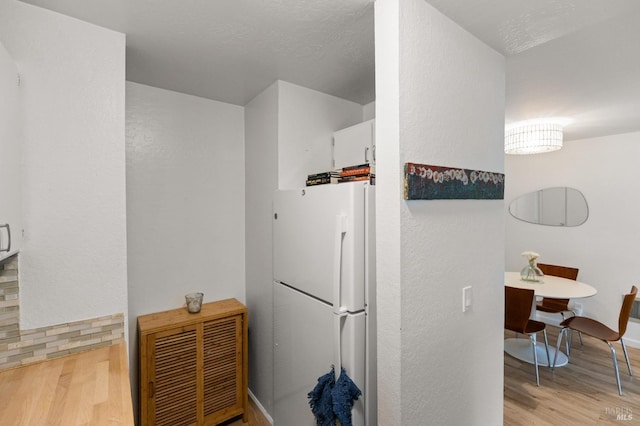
561,313,570,355
552,328,567,370
620,339,634,376
565,330,583,352
542,329,551,367
606,341,623,396
564,311,584,349
530,335,540,386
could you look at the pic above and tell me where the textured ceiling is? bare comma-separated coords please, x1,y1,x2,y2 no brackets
19,0,640,141
427,0,640,141
427,0,640,55
505,10,640,141
20,0,375,106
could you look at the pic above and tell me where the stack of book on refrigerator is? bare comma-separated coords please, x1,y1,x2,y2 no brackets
306,170,341,186
338,163,375,185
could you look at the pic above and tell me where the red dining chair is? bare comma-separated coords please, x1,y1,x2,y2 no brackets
505,286,551,386
553,285,637,395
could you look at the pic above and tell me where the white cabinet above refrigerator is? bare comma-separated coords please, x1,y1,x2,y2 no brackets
333,119,375,170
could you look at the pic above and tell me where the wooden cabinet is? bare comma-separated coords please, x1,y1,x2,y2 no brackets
0,41,22,262
138,298,248,426
333,119,375,170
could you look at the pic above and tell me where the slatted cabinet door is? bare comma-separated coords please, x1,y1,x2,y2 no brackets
138,299,248,426
203,315,243,422
148,325,200,426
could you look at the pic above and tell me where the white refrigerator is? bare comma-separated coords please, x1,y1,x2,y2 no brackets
273,181,376,426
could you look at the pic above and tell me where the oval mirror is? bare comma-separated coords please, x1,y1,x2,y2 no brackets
508,187,588,227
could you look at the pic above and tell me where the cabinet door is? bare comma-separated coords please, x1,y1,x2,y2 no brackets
333,119,375,170
147,325,199,426
203,315,243,422
0,41,22,260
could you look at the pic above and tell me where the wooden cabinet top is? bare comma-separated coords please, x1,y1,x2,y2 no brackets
138,298,247,334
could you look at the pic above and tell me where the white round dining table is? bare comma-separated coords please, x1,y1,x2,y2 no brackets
504,271,597,367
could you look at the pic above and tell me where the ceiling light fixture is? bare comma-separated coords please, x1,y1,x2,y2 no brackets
504,119,567,155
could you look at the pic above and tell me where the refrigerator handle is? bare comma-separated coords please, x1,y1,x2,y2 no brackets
333,214,348,380
332,215,348,315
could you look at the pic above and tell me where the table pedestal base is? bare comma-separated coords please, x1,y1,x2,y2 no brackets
504,338,568,367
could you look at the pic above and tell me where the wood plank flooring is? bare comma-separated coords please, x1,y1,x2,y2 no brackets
227,327,640,425
504,327,640,425
224,397,271,426
0,343,133,425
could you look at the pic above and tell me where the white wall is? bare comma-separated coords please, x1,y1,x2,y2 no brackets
376,0,505,423
505,131,640,347
277,81,364,189
126,82,245,414
0,39,22,261
0,1,128,332
244,82,278,417
363,101,376,121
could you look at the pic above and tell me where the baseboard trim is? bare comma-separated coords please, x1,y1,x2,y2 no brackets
249,389,274,425
623,336,640,349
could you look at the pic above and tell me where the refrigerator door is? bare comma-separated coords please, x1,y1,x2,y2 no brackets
274,282,366,426
273,182,367,312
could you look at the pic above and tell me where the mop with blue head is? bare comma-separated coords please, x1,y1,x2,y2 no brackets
331,367,362,426
308,367,336,426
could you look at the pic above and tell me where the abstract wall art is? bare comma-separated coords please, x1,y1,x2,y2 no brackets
404,162,505,200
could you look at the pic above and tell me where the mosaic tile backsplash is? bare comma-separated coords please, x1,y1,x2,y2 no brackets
0,255,124,371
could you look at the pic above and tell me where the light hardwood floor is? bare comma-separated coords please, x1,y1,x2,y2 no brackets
504,326,640,425
228,327,640,425
224,398,271,426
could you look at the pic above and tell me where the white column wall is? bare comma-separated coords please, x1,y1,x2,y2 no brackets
0,1,128,333
245,82,279,417
505,132,640,347
374,0,402,422
376,0,505,423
